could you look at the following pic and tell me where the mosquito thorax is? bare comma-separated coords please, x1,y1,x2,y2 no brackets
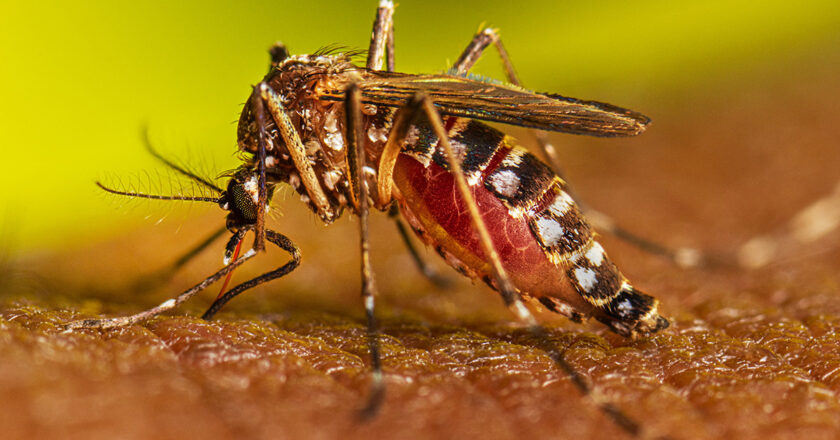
236,52,366,224
236,53,359,157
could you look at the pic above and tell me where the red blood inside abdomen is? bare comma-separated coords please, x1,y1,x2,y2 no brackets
393,154,584,306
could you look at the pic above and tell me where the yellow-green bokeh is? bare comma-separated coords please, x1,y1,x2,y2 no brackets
1,0,839,252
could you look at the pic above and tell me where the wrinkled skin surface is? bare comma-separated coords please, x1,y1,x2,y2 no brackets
2,61,839,440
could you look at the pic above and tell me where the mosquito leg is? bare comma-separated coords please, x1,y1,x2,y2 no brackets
257,83,332,222
388,205,451,288
201,229,301,320
373,96,452,287
453,29,583,191
415,92,647,439
452,27,569,177
366,0,395,71
375,95,423,206
249,85,269,251
452,28,514,80
453,28,595,182
452,28,703,268
65,241,258,331
344,83,386,420
587,210,704,268
129,225,228,293
385,12,395,72
372,90,452,288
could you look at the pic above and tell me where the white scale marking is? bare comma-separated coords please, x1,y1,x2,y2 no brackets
447,139,467,163
363,166,377,180
324,131,344,151
585,242,605,267
548,191,576,217
403,126,432,167
488,170,521,198
501,149,525,167
616,299,633,317
367,125,388,143
323,170,342,191
243,175,260,204
288,172,300,190
466,171,483,187
405,126,420,146
324,111,338,133
574,267,598,293
511,301,535,323
534,216,565,247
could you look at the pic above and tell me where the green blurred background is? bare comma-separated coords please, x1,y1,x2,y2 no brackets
1,0,839,253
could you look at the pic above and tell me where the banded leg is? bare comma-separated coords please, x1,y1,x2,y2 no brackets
388,205,451,288
65,239,259,330
345,84,386,419
366,0,395,72
452,28,702,268
411,92,647,438
65,229,300,330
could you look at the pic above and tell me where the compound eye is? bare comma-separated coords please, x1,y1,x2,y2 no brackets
231,181,259,221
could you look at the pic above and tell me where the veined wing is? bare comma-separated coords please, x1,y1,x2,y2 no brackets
319,72,650,137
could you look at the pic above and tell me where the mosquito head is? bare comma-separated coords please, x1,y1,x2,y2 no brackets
218,169,275,231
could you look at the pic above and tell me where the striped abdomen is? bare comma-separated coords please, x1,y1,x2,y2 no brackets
391,116,668,338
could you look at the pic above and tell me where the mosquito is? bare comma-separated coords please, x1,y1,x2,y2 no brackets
70,1,682,436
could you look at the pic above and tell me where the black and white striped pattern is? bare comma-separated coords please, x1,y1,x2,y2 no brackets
527,183,593,258
399,116,666,336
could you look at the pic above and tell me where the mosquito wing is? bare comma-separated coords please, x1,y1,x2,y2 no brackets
319,71,650,137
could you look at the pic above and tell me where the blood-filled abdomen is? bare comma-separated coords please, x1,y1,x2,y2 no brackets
389,118,668,338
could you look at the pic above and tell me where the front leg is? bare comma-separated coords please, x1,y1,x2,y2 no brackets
201,230,301,320
65,241,259,331
255,83,332,222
